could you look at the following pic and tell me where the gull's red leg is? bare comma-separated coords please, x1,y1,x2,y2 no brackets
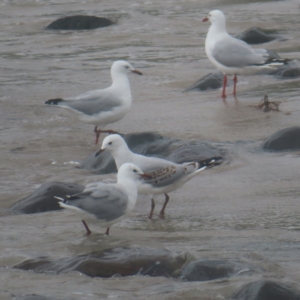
82,220,92,236
221,75,227,99
148,198,155,219
233,74,238,96
159,194,170,219
94,127,119,144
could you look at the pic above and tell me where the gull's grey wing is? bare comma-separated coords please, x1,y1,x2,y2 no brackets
65,183,128,221
132,154,177,173
141,165,193,188
59,90,122,116
212,36,267,68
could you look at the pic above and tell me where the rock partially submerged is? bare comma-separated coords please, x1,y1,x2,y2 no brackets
46,15,114,30
16,295,58,300
184,72,223,92
275,67,300,79
179,259,253,282
231,280,300,300
79,132,225,174
14,247,188,279
261,126,300,151
10,182,84,214
237,27,283,44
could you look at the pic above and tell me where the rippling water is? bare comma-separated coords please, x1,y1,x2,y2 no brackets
1,0,300,299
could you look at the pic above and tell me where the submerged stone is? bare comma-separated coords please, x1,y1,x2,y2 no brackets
261,126,300,151
237,27,282,44
184,72,223,91
46,15,114,30
275,67,300,79
231,280,300,300
16,295,58,300
14,247,188,279
179,259,252,281
10,182,84,214
79,132,225,174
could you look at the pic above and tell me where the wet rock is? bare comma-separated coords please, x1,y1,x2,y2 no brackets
14,247,188,279
237,27,282,44
16,295,58,300
231,280,300,300
184,72,223,91
179,259,251,282
261,126,300,151
266,59,300,78
46,15,114,30
79,132,225,174
275,67,300,79
10,182,84,214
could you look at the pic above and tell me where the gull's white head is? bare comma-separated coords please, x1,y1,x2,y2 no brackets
117,162,144,182
111,60,142,76
101,134,128,153
202,10,226,26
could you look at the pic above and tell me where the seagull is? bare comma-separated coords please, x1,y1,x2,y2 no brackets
56,163,147,236
202,10,288,98
45,60,142,144
96,134,221,219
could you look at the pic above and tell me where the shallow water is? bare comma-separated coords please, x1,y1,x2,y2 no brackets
1,0,300,299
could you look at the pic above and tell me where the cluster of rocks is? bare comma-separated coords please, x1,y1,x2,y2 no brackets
14,246,300,300
8,127,300,300
9,126,300,215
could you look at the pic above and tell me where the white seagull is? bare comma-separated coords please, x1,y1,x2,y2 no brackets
97,134,220,219
56,163,147,236
45,60,142,144
202,10,288,98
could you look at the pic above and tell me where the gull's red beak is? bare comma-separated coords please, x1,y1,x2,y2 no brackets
139,173,152,179
95,148,105,157
202,17,208,22
131,69,143,75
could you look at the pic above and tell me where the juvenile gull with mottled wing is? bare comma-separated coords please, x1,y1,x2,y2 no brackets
96,134,220,219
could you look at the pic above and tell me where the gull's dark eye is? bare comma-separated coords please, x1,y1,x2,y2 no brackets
133,169,137,173
125,65,129,69
108,142,112,145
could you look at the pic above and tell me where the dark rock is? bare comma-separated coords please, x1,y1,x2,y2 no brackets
16,295,58,300
261,126,300,151
179,259,251,282
46,15,114,30
275,67,300,79
259,58,300,78
166,142,223,164
10,182,84,214
231,280,300,300
237,27,282,44
79,132,225,174
14,247,188,279
185,72,223,92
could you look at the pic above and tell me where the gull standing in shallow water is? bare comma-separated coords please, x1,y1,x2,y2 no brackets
202,10,288,98
96,134,221,219
45,60,142,144
56,163,147,236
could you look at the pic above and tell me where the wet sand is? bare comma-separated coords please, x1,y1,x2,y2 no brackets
1,0,300,299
